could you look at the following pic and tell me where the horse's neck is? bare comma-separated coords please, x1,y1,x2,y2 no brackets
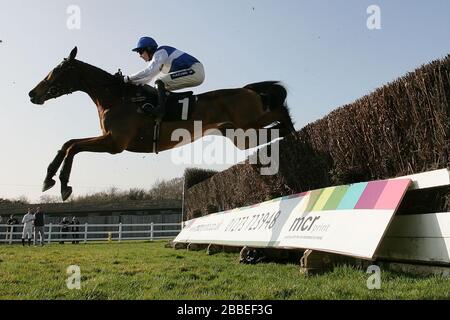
77,61,120,106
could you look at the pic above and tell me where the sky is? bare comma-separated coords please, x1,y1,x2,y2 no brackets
0,0,449,203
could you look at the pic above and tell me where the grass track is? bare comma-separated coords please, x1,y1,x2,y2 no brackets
0,241,449,300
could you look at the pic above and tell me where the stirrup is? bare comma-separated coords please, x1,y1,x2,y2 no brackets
138,103,156,114
138,104,164,120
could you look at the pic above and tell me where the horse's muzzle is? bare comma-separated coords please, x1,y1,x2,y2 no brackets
30,97,45,105
29,90,45,105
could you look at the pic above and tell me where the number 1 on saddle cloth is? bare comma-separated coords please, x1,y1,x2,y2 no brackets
129,85,195,122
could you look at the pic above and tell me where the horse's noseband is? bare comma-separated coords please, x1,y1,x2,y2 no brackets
45,83,74,99
47,86,59,96
43,65,77,100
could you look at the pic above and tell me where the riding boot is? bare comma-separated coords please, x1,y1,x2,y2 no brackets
138,84,164,119
22,238,25,246
138,85,157,114
28,238,31,246
154,80,167,121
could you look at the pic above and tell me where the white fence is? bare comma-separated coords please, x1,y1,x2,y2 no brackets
0,222,182,244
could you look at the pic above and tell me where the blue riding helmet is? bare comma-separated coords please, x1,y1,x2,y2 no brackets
132,37,158,52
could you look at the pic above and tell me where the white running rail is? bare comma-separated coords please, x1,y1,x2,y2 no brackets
0,222,182,244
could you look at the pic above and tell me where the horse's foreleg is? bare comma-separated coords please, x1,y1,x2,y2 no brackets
58,134,124,201
43,138,95,192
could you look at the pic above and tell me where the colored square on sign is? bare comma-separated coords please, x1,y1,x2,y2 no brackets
304,189,324,212
354,180,389,209
374,179,411,210
336,182,368,210
311,187,336,211
322,185,350,210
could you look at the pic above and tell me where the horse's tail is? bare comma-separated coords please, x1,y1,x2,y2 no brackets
244,81,288,112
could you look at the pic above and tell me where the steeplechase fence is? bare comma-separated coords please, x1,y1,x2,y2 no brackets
174,169,450,276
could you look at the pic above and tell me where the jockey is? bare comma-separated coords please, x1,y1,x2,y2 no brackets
119,36,205,119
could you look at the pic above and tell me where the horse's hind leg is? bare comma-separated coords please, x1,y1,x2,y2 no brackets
253,110,295,136
58,134,124,201
274,108,295,134
43,138,95,192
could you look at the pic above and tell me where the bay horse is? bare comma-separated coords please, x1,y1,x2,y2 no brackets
29,47,295,201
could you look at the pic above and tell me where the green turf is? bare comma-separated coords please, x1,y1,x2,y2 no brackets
0,241,449,300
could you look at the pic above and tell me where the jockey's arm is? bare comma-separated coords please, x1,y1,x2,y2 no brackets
22,214,34,224
127,50,167,85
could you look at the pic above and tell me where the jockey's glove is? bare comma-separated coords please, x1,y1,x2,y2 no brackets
114,71,130,84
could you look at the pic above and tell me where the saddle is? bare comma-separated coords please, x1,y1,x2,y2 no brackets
124,84,196,122
125,85,197,155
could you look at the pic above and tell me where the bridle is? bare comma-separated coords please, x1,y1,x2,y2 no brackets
37,60,123,103
41,64,78,100
44,80,75,99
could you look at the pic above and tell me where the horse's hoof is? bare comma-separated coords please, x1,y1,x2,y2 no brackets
61,186,73,202
42,179,56,192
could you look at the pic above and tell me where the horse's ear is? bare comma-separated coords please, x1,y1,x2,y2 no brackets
69,47,78,60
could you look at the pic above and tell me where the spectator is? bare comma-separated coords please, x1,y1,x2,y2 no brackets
6,215,19,244
33,207,45,246
59,217,70,244
21,208,35,246
70,217,80,244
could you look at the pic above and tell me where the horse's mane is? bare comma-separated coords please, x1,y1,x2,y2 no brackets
75,59,153,94
73,59,156,105
75,59,117,83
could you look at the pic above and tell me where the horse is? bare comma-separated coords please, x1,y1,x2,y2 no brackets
29,47,295,201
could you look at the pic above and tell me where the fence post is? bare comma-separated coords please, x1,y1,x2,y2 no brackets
84,223,88,244
9,226,13,245
119,223,122,242
48,223,52,244
181,176,185,225
150,222,154,241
